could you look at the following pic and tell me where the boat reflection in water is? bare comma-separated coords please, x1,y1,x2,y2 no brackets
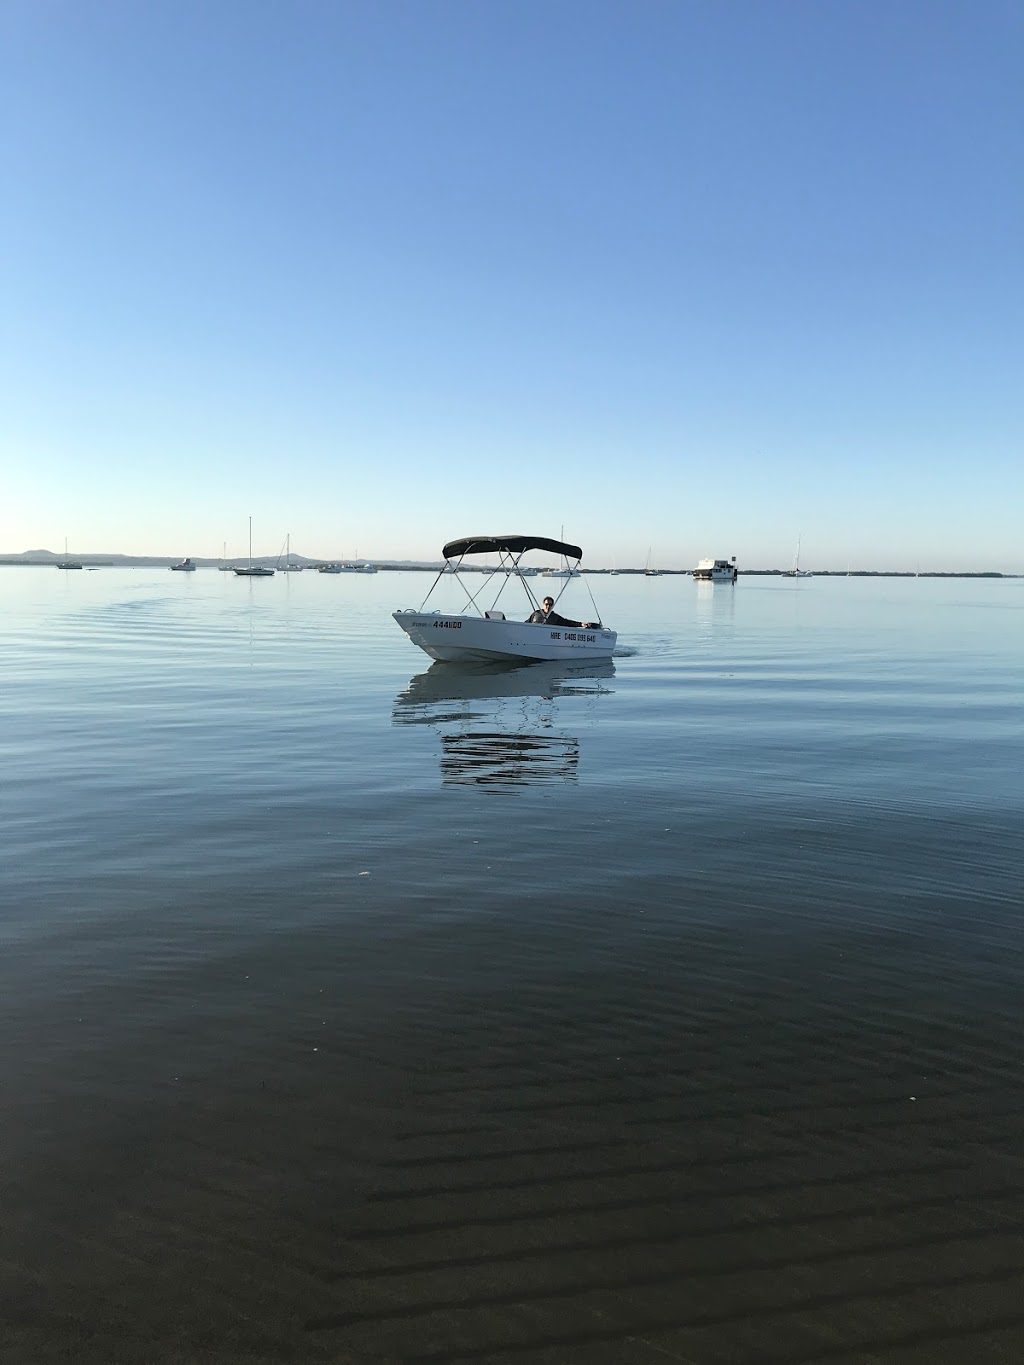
393,659,615,788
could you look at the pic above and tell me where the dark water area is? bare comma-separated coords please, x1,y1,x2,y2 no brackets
2,568,1023,1363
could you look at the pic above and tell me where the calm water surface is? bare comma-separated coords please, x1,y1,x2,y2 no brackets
2,568,1022,1363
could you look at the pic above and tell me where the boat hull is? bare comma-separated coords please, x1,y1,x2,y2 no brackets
394,611,616,663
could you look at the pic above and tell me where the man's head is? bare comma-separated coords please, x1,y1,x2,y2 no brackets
542,597,554,611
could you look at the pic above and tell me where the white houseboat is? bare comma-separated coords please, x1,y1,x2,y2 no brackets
693,557,737,582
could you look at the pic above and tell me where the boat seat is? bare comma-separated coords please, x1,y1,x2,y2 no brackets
485,610,506,620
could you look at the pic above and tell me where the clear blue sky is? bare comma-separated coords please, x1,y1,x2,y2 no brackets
1,0,1020,569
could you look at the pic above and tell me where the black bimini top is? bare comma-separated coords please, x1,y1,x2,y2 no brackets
442,534,583,561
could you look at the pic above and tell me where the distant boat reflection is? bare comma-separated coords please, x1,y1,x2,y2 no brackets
393,659,615,788
695,577,737,643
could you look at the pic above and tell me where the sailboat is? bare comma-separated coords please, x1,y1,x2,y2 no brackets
543,525,581,577
278,533,303,571
219,541,235,571
57,538,82,570
644,547,660,577
234,518,275,577
783,535,812,578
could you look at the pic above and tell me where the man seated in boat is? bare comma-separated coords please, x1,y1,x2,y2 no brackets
526,597,598,629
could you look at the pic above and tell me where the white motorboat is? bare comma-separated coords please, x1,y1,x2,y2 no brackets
693,556,737,582
393,533,617,664
170,557,196,572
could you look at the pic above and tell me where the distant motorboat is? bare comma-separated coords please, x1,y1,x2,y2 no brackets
170,557,196,572
693,557,737,583
234,517,275,577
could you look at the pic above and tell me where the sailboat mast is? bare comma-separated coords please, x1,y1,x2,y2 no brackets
248,516,253,569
